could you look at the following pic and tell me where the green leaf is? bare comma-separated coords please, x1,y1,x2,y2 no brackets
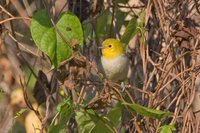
75,109,95,133
91,120,114,133
31,10,55,59
76,109,115,133
115,10,128,36
106,103,122,127
57,12,84,44
56,98,72,112
96,9,112,38
14,108,27,118
159,125,176,133
121,18,138,45
31,10,83,67
137,10,146,41
48,98,73,133
122,102,172,120
82,23,92,42
88,110,115,133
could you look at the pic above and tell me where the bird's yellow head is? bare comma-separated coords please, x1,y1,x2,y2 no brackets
100,38,125,59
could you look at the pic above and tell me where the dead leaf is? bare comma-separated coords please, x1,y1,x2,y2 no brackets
33,70,48,105
64,78,75,90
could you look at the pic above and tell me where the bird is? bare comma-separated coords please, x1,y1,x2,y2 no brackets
99,38,129,82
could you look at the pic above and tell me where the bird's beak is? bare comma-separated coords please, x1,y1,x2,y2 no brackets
98,46,105,49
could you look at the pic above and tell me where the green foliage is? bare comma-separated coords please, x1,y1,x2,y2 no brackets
76,109,115,133
49,98,73,133
48,97,172,133
115,9,128,36
83,8,129,41
137,10,146,42
106,103,122,127
121,10,145,45
121,18,138,45
96,9,112,38
82,23,92,42
31,10,83,67
122,102,172,120
75,109,95,133
30,6,171,133
159,125,176,133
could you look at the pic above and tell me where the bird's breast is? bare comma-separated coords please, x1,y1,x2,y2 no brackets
101,54,129,82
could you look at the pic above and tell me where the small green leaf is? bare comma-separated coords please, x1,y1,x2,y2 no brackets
14,108,27,118
122,102,172,120
49,98,73,133
137,10,146,40
121,18,138,45
31,10,83,67
56,98,72,112
159,125,176,133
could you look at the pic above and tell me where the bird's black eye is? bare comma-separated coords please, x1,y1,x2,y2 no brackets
108,45,112,48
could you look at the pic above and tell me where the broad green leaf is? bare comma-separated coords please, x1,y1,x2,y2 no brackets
75,109,95,133
55,12,83,65
31,10,83,67
88,109,115,133
106,103,122,127
31,10,55,59
121,18,138,45
49,98,73,133
122,102,172,120
159,125,176,133
57,12,84,44
76,109,115,133
91,119,114,133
